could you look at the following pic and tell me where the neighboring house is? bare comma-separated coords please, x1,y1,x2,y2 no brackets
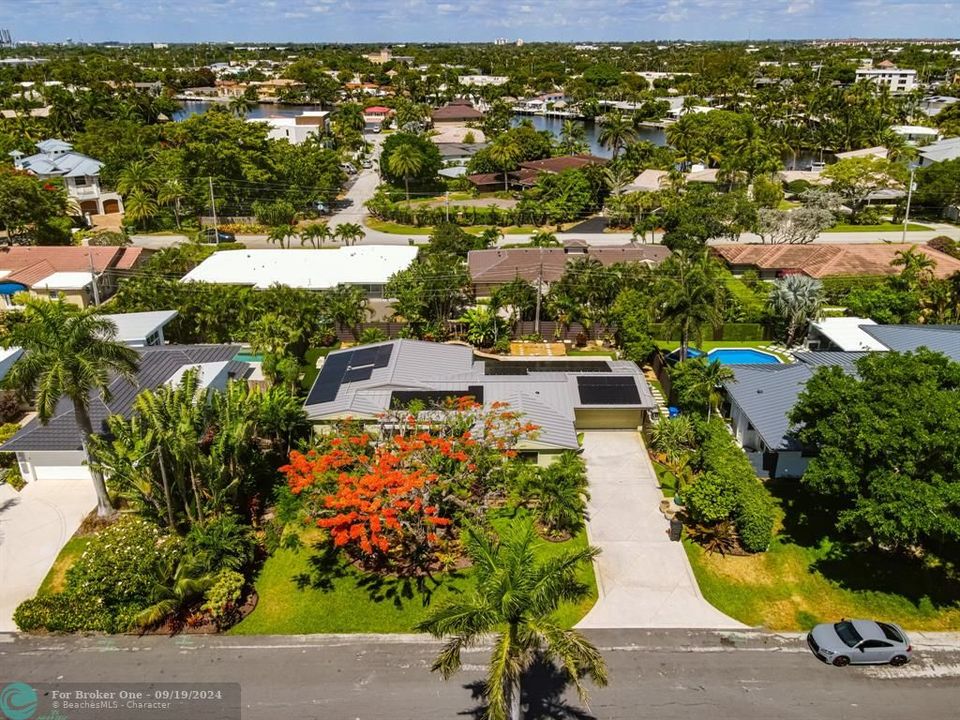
466,154,607,191
0,347,23,382
249,111,329,144
920,95,959,117
10,139,123,218
723,324,960,479
251,78,305,101
806,317,887,351
364,48,414,65
917,136,960,166
467,244,670,297
303,340,656,465
430,100,484,127
833,145,889,160
436,142,488,166
362,105,393,125
101,310,178,347
458,75,509,87
889,124,940,144
1,345,252,483
855,66,917,93
0,246,146,309
180,246,419,319
712,243,960,280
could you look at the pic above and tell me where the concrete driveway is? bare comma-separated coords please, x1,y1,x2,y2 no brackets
0,480,95,631
576,431,744,629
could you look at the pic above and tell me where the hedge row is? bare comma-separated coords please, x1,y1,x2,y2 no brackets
820,275,887,304
649,323,768,342
685,419,778,552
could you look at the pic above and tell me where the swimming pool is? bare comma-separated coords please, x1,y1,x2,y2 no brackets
707,348,781,365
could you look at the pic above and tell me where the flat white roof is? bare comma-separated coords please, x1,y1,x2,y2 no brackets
101,310,177,343
32,271,92,290
181,246,419,290
811,317,887,351
890,125,939,135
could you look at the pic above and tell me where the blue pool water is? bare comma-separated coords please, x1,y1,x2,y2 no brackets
707,348,780,365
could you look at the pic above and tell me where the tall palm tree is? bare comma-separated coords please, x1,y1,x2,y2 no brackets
228,92,256,117
597,111,637,159
6,299,139,517
655,251,725,360
417,520,607,720
891,246,937,289
558,119,588,155
299,222,331,249
335,222,365,246
386,143,424,203
767,274,824,347
116,160,159,197
123,188,159,231
488,135,522,192
325,283,372,340
157,179,186,230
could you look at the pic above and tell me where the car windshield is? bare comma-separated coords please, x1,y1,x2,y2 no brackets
877,622,904,643
834,621,863,648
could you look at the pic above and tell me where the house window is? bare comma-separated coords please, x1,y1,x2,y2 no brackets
73,176,87,186
145,330,161,346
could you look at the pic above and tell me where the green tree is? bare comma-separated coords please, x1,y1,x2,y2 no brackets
387,142,424,203
335,222,366,246
768,274,824,347
0,169,70,244
488,135,522,192
299,222,331,249
325,283,372,340
417,520,607,720
789,350,960,550
6,299,140,516
670,357,734,418
597,111,637,159
124,188,159,230
458,306,506,348
654,250,726,359
267,224,296,249
821,156,906,220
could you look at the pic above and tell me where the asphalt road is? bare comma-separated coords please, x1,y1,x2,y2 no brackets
1,630,958,719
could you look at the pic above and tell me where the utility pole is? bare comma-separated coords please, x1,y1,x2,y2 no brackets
533,252,543,336
444,190,450,223
87,245,100,307
901,165,916,244
208,176,218,237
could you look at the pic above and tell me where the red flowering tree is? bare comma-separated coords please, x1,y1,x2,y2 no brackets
281,399,539,574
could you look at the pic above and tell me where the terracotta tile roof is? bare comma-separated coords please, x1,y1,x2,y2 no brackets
712,243,960,279
0,246,145,287
468,246,671,285
519,154,608,173
431,104,484,121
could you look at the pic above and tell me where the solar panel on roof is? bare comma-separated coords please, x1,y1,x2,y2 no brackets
576,376,641,405
373,344,393,368
306,352,351,404
350,346,379,367
343,366,374,383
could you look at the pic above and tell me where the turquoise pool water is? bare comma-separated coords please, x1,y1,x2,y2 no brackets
233,352,264,363
707,348,780,365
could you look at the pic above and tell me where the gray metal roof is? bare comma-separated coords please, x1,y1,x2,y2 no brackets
793,351,869,371
1,345,245,452
723,364,814,451
304,340,653,451
860,325,960,362
16,141,103,178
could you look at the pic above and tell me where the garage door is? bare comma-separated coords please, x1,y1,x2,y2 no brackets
574,408,643,430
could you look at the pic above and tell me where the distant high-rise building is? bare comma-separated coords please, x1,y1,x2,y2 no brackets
515,38,524,47
0,29,14,48
494,37,509,45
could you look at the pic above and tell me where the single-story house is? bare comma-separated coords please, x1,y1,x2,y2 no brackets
362,106,393,125
180,246,419,320
303,339,657,465
0,246,146,309
834,146,889,161
918,136,960,167
712,243,960,280
466,154,608,191
101,310,178,347
807,317,887,351
430,100,484,126
467,244,670,297
248,111,329,145
889,125,940,144
723,324,960,478
1,345,252,483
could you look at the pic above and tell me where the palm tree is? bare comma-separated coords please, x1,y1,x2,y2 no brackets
597,111,637,159
417,520,607,720
558,120,588,155
488,135,522,192
458,306,505,348
134,557,213,630
299,222,331,249
529,230,560,247
386,143,424,203
655,251,725,360
116,160,159,196
699,359,735,419
767,274,824,347
123,189,159,230
325,283,372,340
335,222,365,246
891,246,936,290
267,225,296,249
157,179,186,230
6,299,139,517
228,93,256,117
671,357,734,419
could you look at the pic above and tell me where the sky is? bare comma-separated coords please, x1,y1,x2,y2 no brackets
5,0,960,44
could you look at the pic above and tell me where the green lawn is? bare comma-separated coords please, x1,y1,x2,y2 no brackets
651,460,680,499
365,218,543,236
37,536,91,596
566,349,617,357
824,222,931,233
232,509,597,635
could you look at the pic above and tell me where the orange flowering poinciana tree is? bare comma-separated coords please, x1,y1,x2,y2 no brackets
281,398,539,573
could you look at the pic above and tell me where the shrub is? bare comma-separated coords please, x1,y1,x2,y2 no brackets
784,179,812,195
928,235,960,259
183,514,255,575
14,594,117,633
202,569,246,626
684,471,739,523
853,206,885,225
359,327,388,344
736,485,777,552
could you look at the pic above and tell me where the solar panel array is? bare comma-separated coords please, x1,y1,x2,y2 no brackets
306,343,394,405
576,376,641,405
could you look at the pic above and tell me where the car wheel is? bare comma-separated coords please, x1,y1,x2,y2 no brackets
890,655,909,667
832,656,851,667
